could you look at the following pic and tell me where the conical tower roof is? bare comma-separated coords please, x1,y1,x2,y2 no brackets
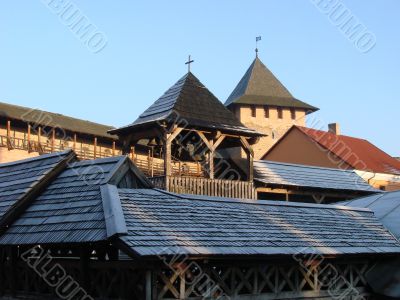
111,72,260,136
225,57,318,114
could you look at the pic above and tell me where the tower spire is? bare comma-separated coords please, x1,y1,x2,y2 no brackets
255,36,261,58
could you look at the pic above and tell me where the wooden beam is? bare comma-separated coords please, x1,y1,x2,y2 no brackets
167,127,184,143
240,136,254,156
196,130,212,150
112,141,116,156
212,135,226,152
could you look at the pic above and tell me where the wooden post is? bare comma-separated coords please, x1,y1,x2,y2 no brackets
27,124,31,152
73,133,77,151
249,150,254,182
209,150,215,179
79,248,90,291
145,270,152,300
38,126,42,153
240,137,254,182
51,128,55,152
112,141,116,156
93,137,97,159
151,148,154,177
6,120,11,149
131,146,135,161
164,138,172,177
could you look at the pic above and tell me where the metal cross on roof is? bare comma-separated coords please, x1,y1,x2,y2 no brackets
185,55,194,73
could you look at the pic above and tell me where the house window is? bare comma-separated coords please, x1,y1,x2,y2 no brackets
264,107,269,118
250,105,256,118
290,108,296,120
277,107,283,119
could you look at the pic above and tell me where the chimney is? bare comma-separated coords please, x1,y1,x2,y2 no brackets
328,123,340,135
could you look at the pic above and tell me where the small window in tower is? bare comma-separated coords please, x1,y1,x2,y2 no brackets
264,107,269,118
250,105,256,118
291,108,296,120
278,107,283,119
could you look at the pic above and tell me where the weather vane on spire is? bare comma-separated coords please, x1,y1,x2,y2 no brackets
185,55,194,73
255,36,262,57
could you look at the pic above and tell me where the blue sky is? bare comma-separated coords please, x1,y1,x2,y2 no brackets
0,1,399,155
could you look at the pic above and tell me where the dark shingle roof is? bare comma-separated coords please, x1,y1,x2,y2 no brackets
119,189,400,257
342,191,400,239
254,160,379,193
0,101,117,139
1,154,399,259
225,57,318,113
0,156,126,244
0,150,74,222
110,73,261,137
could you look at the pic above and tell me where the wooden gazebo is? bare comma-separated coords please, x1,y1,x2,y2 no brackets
110,72,263,199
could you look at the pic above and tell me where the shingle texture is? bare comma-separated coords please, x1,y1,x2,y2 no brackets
0,101,117,139
225,58,318,113
254,160,379,193
0,156,125,244
0,151,72,220
296,126,400,175
111,73,260,136
342,191,400,239
118,189,400,257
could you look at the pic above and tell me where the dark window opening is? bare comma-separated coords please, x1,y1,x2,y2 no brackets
278,107,283,119
250,106,256,118
290,108,296,120
264,107,269,118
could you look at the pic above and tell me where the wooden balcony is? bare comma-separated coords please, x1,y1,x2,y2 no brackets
149,175,256,199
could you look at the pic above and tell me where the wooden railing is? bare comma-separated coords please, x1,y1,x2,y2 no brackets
133,158,203,178
149,175,256,199
0,135,121,160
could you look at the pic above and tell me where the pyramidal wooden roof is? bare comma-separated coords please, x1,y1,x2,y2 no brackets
111,72,261,136
225,57,318,113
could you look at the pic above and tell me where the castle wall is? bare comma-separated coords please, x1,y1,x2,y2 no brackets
237,105,306,159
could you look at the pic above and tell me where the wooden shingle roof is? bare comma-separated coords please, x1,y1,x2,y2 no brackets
0,101,118,139
118,189,400,257
225,57,318,113
0,153,399,259
254,160,380,193
110,72,261,137
0,154,151,245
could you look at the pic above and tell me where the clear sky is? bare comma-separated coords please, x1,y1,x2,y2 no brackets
0,1,399,155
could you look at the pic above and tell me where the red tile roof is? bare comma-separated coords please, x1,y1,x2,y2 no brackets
296,126,400,175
